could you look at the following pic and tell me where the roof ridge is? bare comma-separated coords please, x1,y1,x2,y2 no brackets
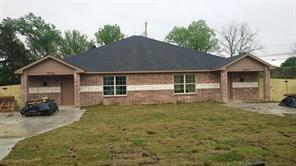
128,36,225,60
65,35,225,60
63,35,229,72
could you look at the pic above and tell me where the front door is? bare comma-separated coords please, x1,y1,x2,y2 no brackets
61,76,74,105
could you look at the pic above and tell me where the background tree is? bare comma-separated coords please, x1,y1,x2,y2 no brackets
14,13,62,58
272,44,296,78
95,24,125,45
271,56,296,78
218,22,261,57
59,30,95,57
281,57,296,68
0,22,32,85
0,12,99,85
165,20,218,53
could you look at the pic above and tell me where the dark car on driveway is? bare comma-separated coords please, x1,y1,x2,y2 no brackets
20,97,59,116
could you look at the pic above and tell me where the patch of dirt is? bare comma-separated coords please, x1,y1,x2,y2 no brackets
109,146,160,165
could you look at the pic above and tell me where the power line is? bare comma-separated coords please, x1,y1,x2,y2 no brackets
8,0,295,4
261,43,295,49
266,56,293,59
257,52,295,57
268,57,294,61
259,32,296,39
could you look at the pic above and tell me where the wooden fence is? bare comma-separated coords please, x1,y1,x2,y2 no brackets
259,78,296,101
0,84,21,106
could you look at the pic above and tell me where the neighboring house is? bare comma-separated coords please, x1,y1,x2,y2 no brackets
15,36,273,106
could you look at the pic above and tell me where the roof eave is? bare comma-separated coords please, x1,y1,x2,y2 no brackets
83,69,216,74
216,53,276,70
15,55,85,74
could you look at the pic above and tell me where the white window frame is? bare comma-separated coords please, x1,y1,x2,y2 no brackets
173,74,196,94
103,76,127,96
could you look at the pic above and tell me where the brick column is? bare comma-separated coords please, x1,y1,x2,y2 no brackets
74,72,81,107
263,67,271,101
220,70,228,103
21,71,28,106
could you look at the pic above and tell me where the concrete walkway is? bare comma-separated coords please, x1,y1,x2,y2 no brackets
0,107,85,160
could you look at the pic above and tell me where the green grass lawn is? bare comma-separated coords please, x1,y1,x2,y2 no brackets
2,102,296,165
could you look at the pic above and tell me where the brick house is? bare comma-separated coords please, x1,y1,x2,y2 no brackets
15,36,273,106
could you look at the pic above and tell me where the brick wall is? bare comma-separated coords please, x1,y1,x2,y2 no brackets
80,74,103,105
27,76,62,105
80,74,101,86
230,72,258,82
80,72,221,105
101,89,221,105
198,72,220,83
28,93,62,105
232,88,258,100
81,92,102,106
25,71,261,106
20,72,28,106
230,72,259,101
220,70,228,103
29,75,61,87
74,73,80,106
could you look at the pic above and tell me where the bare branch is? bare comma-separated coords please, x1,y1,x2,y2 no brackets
218,22,262,57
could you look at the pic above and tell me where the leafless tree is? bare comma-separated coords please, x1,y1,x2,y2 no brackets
218,22,262,57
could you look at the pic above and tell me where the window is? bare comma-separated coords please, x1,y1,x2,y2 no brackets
103,76,126,96
174,75,196,94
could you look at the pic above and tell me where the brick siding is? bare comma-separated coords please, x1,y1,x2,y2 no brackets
80,92,102,106
80,72,221,105
229,72,259,101
220,70,228,103
232,88,258,100
27,75,62,105
25,71,262,106
74,73,80,106
20,72,28,106
28,93,62,105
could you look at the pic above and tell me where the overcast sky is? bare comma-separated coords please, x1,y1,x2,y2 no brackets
1,0,295,66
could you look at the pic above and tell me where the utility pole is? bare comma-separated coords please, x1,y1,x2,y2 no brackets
144,21,148,37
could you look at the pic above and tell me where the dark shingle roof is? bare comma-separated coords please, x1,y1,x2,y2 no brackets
63,36,237,72
212,54,245,69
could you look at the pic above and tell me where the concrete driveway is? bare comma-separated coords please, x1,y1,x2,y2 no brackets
0,107,85,160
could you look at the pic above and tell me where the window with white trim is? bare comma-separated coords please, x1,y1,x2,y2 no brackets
103,76,126,96
174,75,196,94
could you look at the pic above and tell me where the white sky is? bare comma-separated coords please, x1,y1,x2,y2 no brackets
1,0,296,66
